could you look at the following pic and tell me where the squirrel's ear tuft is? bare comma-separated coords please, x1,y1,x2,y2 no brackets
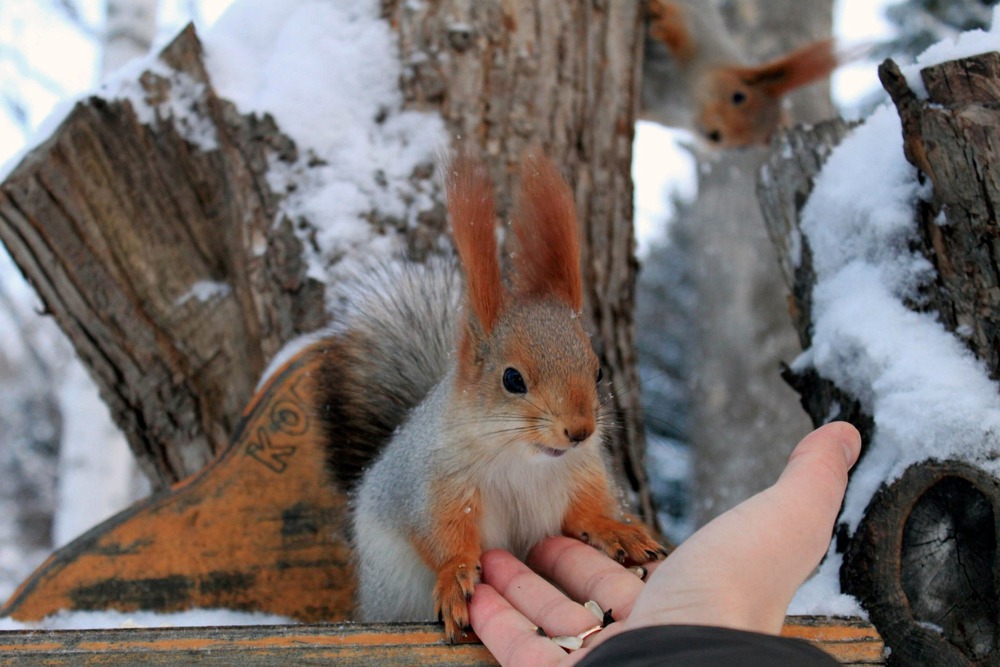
739,39,837,97
511,151,583,312
446,153,505,335
647,1,695,63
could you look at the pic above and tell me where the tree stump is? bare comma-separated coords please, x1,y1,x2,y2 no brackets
0,26,326,489
757,53,1000,666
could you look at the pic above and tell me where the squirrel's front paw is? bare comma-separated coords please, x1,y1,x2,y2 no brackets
433,557,482,642
573,518,670,565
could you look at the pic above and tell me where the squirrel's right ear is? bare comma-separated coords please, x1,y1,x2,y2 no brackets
446,153,505,335
736,39,837,97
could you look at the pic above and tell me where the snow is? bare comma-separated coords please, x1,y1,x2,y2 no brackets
203,0,447,283
632,121,698,256
789,553,865,617
176,280,232,306
902,10,1000,96
52,363,147,549
785,9,1000,613
0,609,291,631
102,60,220,152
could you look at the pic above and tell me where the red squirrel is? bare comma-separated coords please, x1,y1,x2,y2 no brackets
643,0,847,147
308,152,665,641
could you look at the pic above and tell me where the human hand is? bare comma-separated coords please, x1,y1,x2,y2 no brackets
468,421,862,666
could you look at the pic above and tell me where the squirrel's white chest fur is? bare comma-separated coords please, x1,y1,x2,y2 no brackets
476,453,577,559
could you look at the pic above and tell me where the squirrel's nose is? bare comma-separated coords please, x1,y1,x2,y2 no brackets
564,425,593,445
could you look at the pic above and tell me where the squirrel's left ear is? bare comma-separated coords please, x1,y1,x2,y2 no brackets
511,151,584,312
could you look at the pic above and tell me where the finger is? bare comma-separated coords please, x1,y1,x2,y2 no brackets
468,583,568,667
480,549,599,637
526,537,646,621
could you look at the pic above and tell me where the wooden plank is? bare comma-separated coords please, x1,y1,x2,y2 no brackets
782,616,885,665
0,618,882,665
0,349,355,624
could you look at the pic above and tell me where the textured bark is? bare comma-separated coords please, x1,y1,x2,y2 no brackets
0,27,326,488
841,462,999,667
757,53,1000,666
882,54,1000,379
385,0,655,523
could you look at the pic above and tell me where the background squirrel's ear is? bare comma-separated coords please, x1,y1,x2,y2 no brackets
738,38,837,97
447,153,505,335
647,1,695,63
512,152,583,312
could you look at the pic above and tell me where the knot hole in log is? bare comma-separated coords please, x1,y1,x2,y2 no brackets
844,461,1000,666
902,475,997,661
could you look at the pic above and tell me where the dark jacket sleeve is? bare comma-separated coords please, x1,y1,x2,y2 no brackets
575,625,841,666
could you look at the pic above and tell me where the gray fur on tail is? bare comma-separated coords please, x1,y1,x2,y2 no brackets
312,257,463,490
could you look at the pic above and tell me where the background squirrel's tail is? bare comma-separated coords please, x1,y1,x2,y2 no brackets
310,258,462,490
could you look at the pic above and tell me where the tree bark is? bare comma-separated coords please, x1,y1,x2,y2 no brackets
757,53,1000,666
0,4,655,522
0,27,327,488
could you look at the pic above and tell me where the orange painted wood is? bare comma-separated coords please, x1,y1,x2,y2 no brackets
0,619,883,665
1,349,355,623
782,616,885,665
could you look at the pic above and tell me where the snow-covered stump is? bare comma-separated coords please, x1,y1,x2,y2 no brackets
0,26,328,488
759,51,1000,667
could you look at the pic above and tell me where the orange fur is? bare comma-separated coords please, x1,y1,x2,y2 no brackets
414,485,483,642
511,152,583,312
739,39,837,97
645,1,853,147
562,463,669,566
696,39,838,147
447,154,505,336
647,1,695,62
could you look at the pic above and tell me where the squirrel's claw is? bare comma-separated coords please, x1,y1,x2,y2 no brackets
572,518,669,566
433,558,482,643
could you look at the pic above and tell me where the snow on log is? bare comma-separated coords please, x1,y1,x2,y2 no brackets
759,46,1000,667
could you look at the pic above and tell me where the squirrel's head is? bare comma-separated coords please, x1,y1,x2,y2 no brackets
445,151,604,458
696,39,837,148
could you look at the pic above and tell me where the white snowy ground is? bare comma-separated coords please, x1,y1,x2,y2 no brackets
3,0,1000,631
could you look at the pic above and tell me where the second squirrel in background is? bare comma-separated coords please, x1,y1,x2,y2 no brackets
309,152,666,641
642,0,852,147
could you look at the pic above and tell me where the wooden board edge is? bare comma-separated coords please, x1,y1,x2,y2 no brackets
0,617,883,665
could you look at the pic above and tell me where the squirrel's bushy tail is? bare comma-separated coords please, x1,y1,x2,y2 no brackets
312,257,463,490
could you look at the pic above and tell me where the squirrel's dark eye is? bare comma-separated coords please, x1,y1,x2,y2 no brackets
596,368,603,384
731,90,747,105
707,129,722,143
502,367,527,394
